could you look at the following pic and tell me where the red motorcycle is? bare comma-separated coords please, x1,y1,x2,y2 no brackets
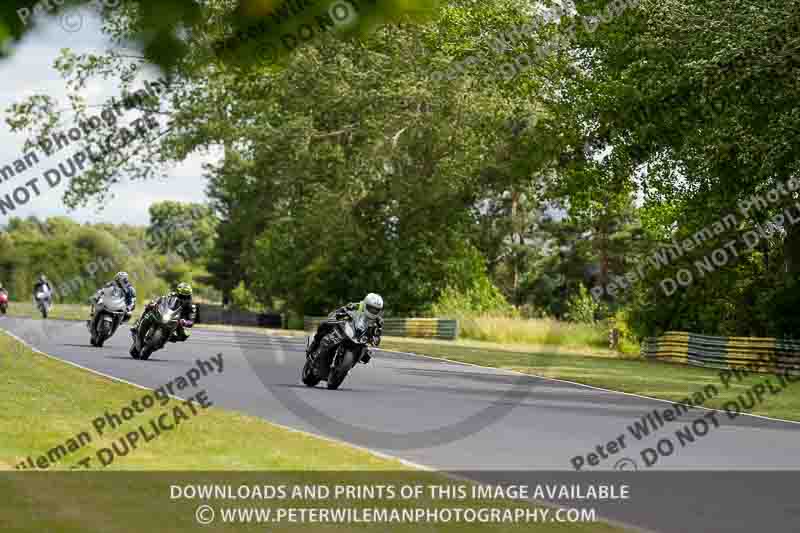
0,291,8,314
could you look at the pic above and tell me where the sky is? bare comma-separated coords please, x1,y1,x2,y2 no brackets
0,6,217,227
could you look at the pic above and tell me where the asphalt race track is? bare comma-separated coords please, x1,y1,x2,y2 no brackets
3,316,800,532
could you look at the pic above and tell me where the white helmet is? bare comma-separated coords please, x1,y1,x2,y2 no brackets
363,293,384,320
115,272,129,284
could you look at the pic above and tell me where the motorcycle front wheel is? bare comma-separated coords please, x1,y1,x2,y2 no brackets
95,319,113,347
301,359,321,387
326,350,356,390
140,327,164,361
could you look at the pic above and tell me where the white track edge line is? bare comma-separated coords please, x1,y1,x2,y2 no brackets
375,347,800,427
197,326,800,427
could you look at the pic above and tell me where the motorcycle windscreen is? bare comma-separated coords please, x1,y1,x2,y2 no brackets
158,295,182,321
352,313,369,340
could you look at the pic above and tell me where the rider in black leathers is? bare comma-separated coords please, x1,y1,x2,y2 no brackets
33,274,51,296
306,293,384,366
131,282,196,344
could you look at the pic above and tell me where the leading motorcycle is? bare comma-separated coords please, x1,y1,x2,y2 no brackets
302,309,373,390
34,286,52,319
129,295,182,360
87,285,127,347
0,291,8,314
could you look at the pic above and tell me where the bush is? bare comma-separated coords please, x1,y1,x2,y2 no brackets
431,277,513,318
564,285,600,324
608,307,641,355
230,281,263,312
459,315,608,349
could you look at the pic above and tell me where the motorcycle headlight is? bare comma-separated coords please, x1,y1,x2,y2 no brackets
344,322,355,338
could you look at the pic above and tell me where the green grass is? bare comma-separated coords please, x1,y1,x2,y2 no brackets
5,301,90,320
381,339,800,422
458,315,609,352
0,331,627,533
0,330,405,471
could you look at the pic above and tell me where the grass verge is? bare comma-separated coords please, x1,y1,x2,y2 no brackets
0,330,404,471
381,338,800,422
458,316,609,351
0,330,626,533
5,301,89,321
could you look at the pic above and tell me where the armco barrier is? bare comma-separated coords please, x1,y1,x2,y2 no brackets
195,304,283,328
304,317,459,340
642,331,800,373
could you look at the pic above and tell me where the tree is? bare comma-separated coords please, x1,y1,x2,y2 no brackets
146,201,216,260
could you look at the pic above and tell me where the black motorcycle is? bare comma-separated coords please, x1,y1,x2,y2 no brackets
302,309,372,390
129,295,182,360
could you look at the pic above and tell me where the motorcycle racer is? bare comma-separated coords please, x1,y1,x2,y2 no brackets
307,293,384,365
33,274,51,296
131,282,196,343
89,272,136,326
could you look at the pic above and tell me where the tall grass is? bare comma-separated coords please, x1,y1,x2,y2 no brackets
458,315,609,349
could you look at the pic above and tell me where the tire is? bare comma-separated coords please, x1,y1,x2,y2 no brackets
0,305,6,315
140,328,164,361
41,305,48,319
96,319,112,348
302,359,321,387
326,350,356,390
129,344,141,359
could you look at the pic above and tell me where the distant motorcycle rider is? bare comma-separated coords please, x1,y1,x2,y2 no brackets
307,293,384,365
131,282,196,343
0,282,7,297
33,274,51,296
89,272,136,324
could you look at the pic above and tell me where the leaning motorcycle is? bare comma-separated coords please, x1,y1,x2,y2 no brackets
0,291,8,314
34,287,52,319
88,285,127,347
129,296,182,361
302,309,372,390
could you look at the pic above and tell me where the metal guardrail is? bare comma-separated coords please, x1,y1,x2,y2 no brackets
304,317,459,340
642,331,800,373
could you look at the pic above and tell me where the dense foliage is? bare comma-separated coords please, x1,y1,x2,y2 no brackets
0,203,218,304
4,0,799,338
